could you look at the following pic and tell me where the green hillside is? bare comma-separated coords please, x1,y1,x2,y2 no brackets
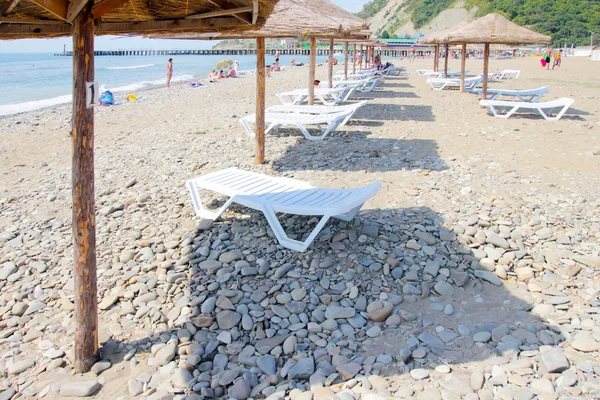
358,0,600,47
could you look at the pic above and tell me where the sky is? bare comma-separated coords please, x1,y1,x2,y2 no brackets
0,0,370,53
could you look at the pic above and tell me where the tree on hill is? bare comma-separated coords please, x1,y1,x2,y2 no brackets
380,30,391,39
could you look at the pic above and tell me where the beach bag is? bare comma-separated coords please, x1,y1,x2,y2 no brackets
99,90,114,105
127,94,138,101
540,58,547,67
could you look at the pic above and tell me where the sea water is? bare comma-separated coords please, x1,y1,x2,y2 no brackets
0,53,330,117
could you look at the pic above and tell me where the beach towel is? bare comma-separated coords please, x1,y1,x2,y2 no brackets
127,94,138,102
99,91,114,106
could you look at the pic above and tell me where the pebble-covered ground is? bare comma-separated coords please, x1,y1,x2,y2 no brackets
0,56,599,400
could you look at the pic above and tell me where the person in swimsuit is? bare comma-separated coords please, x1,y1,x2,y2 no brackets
553,49,562,69
409,46,415,63
166,58,173,88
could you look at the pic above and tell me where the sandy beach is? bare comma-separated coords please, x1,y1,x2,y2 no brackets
0,55,599,399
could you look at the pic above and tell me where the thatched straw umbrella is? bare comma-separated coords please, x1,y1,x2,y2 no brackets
156,0,369,163
419,21,469,76
425,13,551,96
0,0,278,373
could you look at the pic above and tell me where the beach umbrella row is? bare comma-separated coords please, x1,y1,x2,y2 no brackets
419,13,551,97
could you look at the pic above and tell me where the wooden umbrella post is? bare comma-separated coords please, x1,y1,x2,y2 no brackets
360,45,364,70
444,43,449,78
256,37,266,164
72,0,98,374
344,41,349,80
482,42,490,101
460,43,466,93
328,38,334,88
352,43,356,74
308,37,316,105
433,44,438,72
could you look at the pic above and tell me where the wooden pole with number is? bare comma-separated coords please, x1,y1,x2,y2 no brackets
352,43,356,74
72,0,98,373
308,37,316,105
255,37,266,164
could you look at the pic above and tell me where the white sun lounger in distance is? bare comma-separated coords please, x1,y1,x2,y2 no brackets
479,97,575,121
490,69,520,80
427,75,483,91
276,87,353,105
333,77,380,92
187,168,381,251
422,70,470,79
240,103,362,140
474,87,549,102
267,100,367,126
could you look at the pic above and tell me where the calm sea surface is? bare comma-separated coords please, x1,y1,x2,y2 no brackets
0,52,331,116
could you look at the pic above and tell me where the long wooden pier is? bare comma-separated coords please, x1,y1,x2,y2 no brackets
54,48,419,57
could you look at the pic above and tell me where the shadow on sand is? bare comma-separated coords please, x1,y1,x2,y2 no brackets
92,204,560,399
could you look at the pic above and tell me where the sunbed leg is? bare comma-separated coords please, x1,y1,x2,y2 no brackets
296,122,319,141
554,105,570,121
186,180,234,221
240,119,256,137
333,204,362,221
262,206,330,252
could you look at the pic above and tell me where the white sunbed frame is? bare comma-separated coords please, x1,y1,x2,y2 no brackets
276,87,354,105
267,101,367,126
426,75,482,91
187,168,381,252
422,70,470,79
240,103,363,140
490,69,521,80
479,97,575,121
474,87,549,102
333,77,380,93
416,69,434,76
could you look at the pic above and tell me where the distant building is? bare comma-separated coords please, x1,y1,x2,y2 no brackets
280,39,295,48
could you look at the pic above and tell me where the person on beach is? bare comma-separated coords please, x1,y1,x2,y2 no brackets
219,70,226,79
166,58,173,88
541,48,552,70
227,66,238,78
233,60,240,75
553,49,562,69
409,46,415,63
290,57,296,66
206,69,219,82
356,52,362,66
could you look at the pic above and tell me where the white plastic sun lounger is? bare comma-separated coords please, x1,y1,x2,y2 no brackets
276,87,351,106
474,87,549,102
333,71,376,82
416,69,434,76
240,107,358,140
333,77,380,92
490,69,520,80
267,101,367,127
423,70,471,79
427,75,482,91
480,97,575,121
187,168,381,251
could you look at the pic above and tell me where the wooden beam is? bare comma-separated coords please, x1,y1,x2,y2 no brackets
0,0,20,17
30,0,68,21
433,44,438,72
0,16,247,36
328,38,334,88
66,0,89,23
252,0,258,25
482,42,490,100
255,37,265,165
460,43,466,93
231,12,252,25
186,6,252,19
308,37,316,106
91,0,130,19
72,0,98,374
0,17,65,24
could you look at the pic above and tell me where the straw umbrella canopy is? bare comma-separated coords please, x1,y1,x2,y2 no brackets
0,0,279,374
419,21,470,74
0,0,278,37
424,13,551,96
